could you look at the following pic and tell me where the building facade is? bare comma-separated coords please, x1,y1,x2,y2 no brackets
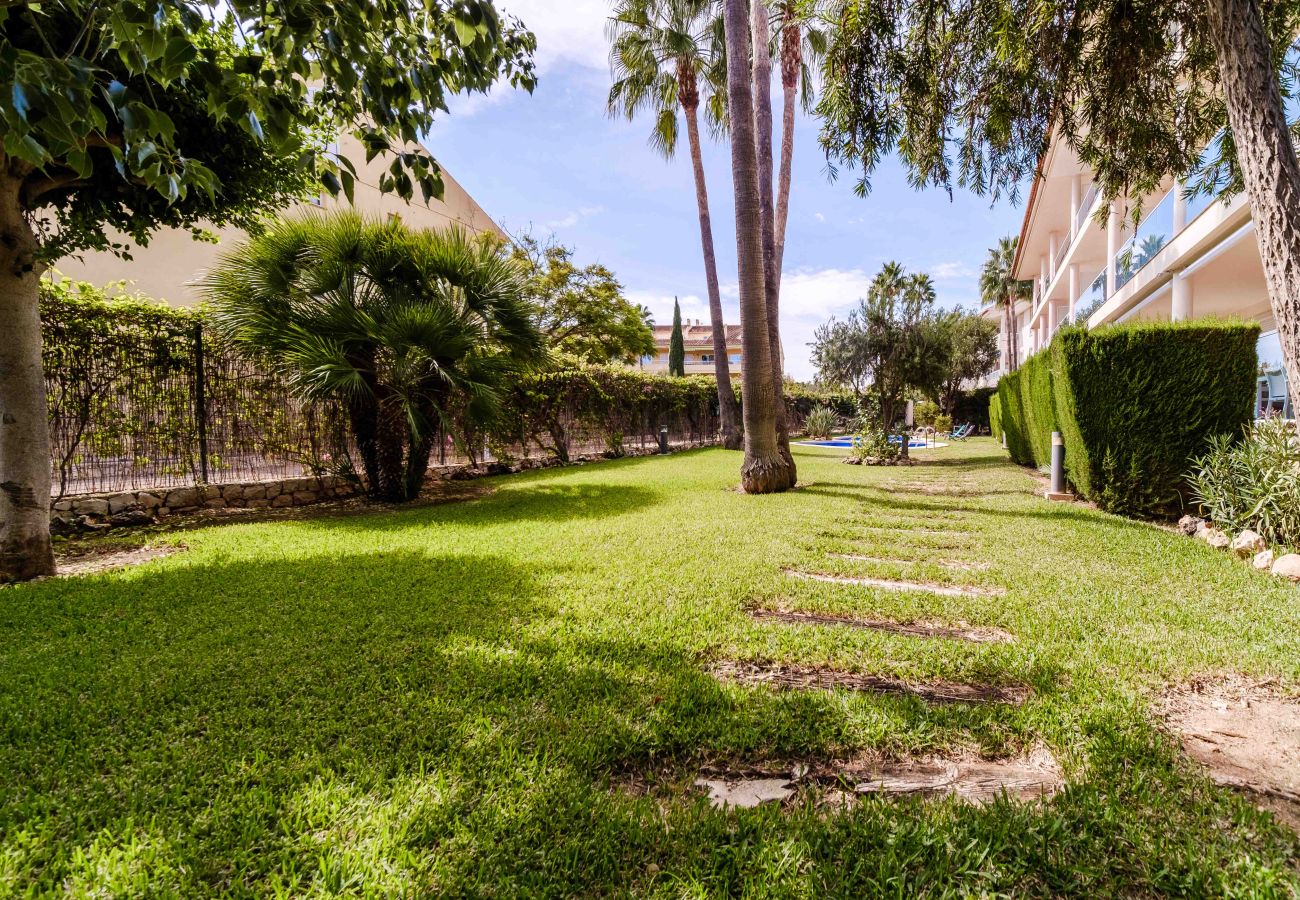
50,132,505,307
638,320,744,377
988,135,1292,418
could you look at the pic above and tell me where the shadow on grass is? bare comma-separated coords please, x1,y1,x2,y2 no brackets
0,537,1078,893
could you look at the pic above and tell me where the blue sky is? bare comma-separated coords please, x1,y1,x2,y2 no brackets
428,1,1025,381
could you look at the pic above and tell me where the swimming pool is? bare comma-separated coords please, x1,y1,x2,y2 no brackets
800,437,938,449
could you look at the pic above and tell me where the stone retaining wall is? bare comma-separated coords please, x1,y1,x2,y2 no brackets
51,475,359,533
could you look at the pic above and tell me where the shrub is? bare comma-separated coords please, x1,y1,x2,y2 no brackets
935,414,953,434
803,406,838,439
1189,418,1300,549
990,321,1259,517
914,399,941,427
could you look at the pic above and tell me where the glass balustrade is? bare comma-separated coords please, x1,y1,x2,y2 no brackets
1073,265,1108,322
1114,190,1175,292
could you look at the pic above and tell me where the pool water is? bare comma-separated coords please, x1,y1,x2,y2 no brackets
801,438,931,449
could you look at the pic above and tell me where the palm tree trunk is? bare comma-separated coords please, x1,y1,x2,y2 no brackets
751,0,796,483
775,9,799,284
723,0,794,493
0,174,55,582
682,94,743,450
1206,0,1300,416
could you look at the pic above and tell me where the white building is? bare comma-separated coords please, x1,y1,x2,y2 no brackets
987,135,1292,418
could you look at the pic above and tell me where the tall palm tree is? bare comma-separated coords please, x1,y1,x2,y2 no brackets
979,237,1031,372
202,213,543,502
608,0,743,450
749,0,795,474
722,0,795,492
771,0,827,285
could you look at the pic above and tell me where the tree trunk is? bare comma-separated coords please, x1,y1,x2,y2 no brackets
751,0,797,483
681,92,743,450
0,174,55,581
1206,0,1300,416
724,0,794,493
775,9,799,285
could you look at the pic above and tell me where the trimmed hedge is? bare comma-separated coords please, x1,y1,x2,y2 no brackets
990,321,1259,517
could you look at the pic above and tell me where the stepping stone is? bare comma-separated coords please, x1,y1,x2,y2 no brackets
711,660,1030,705
749,607,1013,643
785,569,1004,598
694,777,794,809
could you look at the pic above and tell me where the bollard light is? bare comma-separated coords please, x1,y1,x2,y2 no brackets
658,427,669,454
1046,431,1071,500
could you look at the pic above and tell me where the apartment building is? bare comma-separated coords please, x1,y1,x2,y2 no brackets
638,320,744,377
989,136,1292,418
51,132,505,307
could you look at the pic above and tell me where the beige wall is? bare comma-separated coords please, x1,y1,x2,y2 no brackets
49,133,504,307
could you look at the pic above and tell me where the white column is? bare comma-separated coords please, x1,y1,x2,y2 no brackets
1067,264,1079,322
1047,299,1058,338
1105,201,1121,298
1172,178,1187,233
1171,272,1193,321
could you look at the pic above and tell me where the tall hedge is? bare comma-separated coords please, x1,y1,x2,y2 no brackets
990,321,1259,517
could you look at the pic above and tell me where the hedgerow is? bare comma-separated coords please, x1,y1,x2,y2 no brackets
990,321,1259,517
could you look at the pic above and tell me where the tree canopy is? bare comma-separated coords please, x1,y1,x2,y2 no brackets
1,0,537,259
509,235,655,365
810,261,947,428
816,0,1298,209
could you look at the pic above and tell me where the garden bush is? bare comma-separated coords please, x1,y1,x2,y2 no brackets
1190,417,1300,549
990,321,1259,517
803,406,838,439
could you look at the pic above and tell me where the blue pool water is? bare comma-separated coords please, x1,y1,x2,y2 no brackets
802,438,930,449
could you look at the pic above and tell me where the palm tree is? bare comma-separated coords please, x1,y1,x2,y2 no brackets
979,237,1031,372
608,0,743,449
722,0,795,492
749,0,795,473
771,0,827,285
201,212,543,502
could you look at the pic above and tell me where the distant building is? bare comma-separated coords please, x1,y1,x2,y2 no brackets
638,319,743,376
49,132,504,307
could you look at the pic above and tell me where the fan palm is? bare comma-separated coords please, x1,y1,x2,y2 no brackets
979,236,1032,371
771,0,828,282
201,213,543,502
608,0,744,450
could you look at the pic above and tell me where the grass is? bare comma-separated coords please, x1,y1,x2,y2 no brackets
3,438,1299,896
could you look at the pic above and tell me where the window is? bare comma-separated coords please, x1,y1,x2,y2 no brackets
683,354,694,364
700,354,714,364
1257,330,1292,419
728,354,741,365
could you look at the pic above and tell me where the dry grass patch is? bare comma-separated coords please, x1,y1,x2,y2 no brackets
1159,675,1300,831
825,552,991,572
52,544,184,577
710,660,1030,705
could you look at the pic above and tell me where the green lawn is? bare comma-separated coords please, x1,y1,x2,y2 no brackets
3,439,1299,896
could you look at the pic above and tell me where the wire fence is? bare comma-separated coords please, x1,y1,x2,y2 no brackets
45,315,721,498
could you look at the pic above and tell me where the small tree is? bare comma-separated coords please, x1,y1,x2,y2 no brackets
810,262,946,431
0,0,535,581
509,235,655,364
202,214,543,502
669,298,687,376
930,310,1000,415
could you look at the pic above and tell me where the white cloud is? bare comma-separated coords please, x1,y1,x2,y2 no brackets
545,204,605,230
498,0,614,74
813,212,825,222
930,261,976,281
626,291,715,328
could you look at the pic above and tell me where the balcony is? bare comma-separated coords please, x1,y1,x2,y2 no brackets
1115,190,1176,292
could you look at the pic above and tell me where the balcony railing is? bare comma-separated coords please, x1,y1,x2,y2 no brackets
1073,264,1108,323
1114,189,1176,292
1073,182,1100,237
